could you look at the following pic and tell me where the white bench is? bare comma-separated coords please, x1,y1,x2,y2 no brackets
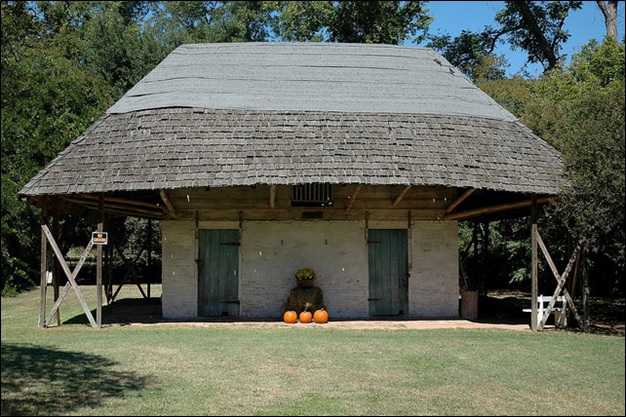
523,294,568,328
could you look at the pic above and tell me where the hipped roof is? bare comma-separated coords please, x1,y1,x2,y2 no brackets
19,42,565,199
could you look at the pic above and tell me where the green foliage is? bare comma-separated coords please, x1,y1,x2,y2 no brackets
295,267,316,281
273,1,432,44
427,30,507,81
156,1,274,44
477,38,624,296
524,39,625,295
1,1,624,299
493,1,583,71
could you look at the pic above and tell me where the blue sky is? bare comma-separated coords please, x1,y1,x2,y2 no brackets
409,1,625,77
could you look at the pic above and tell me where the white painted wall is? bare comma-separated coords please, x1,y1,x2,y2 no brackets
410,221,460,317
161,219,459,319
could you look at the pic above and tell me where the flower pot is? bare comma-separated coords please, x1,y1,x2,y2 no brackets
297,279,315,288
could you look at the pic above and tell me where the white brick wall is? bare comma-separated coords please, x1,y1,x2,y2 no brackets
410,221,459,317
240,221,369,318
161,221,196,319
161,219,459,319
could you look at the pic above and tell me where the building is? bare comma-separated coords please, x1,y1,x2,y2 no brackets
19,43,564,322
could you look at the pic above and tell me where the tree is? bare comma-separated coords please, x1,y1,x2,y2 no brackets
272,1,432,45
427,30,507,81
533,39,624,295
153,1,274,44
596,1,620,39
492,1,583,72
480,39,625,296
1,1,114,293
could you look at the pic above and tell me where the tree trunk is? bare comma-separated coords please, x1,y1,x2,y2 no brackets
596,1,619,39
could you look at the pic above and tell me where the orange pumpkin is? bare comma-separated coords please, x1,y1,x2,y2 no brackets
313,308,329,324
283,310,298,324
299,311,313,323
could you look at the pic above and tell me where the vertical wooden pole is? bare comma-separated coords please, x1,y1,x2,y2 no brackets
147,218,152,299
52,198,61,326
39,198,48,328
97,194,104,328
582,243,590,332
481,221,489,296
106,221,113,303
530,195,538,331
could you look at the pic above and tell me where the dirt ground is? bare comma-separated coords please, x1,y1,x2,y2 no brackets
91,289,624,335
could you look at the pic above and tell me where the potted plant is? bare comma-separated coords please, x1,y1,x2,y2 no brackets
295,267,316,287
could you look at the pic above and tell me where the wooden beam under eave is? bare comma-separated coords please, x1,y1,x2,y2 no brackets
346,185,362,211
393,185,412,206
78,193,165,211
269,185,276,209
160,190,178,219
446,188,476,214
61,196,166,218
442,196,557,221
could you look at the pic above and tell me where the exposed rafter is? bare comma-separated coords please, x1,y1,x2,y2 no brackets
442,196,557,221
393,186,412,206
346,185,362,211
446,188,475,214
160,190,178,219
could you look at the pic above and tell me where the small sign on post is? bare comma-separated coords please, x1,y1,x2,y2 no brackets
92,231,108,245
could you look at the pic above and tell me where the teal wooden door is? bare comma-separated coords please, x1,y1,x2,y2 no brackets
198,229,240,317
368,229,408,316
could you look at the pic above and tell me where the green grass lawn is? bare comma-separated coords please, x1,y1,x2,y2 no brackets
2,286,624,416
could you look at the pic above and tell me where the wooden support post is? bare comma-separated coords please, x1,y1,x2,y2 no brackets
536,236,583,329
582,243,590,332
531,195,538,331
39,198,48,328
44,237,95,327
147,219,152,299
269,185,276,209
106,232,113,304
96,194,104,328
52,198,61,325
42,225,97,327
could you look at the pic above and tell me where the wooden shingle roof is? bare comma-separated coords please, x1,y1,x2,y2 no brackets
19,43,565,200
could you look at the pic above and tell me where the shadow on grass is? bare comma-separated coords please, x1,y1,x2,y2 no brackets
1,343,150,416
63,297,163,326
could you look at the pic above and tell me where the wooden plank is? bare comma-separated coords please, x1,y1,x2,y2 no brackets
97,195,103,327
530,196,538,331
42,225,97,327
175,207,446,221
442,196,557,220
62,196,165,218
39,214,48,328
45,283,71,326
111,245,147,301
346,185,362,211
269,185,276,209
44,235,95,326
445,188,475,214
536,232,560,280
536,233,583,330
392,186,412,206
52,200,61,326
77,193,164,211
159,190,178,218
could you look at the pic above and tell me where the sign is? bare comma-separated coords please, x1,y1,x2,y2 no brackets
92,231,108,245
